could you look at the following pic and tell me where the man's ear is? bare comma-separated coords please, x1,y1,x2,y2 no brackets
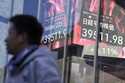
18,32,28,44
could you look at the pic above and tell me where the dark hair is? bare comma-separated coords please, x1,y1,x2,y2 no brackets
9,14,44,45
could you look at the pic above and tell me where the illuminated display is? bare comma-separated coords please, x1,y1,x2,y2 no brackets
39,0,76,48
73,0,125,58
40,0,68,45
80,11,125,46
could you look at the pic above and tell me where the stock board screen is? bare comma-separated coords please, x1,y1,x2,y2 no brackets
73,0,125,58
40,0,69,47
40,0,75,49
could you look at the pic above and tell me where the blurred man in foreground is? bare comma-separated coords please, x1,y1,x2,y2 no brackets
4,14,61,83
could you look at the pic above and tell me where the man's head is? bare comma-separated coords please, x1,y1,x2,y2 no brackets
5,14,43,55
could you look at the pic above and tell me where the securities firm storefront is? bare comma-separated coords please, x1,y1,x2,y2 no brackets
0,0,125,83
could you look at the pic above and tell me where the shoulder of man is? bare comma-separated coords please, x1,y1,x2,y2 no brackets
21,46,57,69
21,46,61,83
